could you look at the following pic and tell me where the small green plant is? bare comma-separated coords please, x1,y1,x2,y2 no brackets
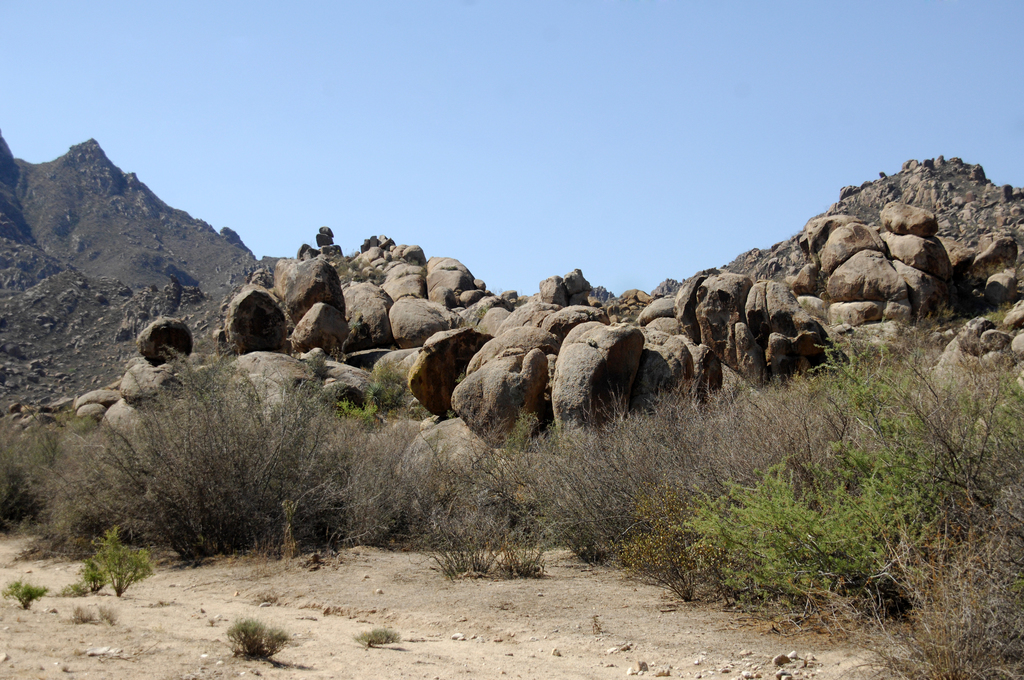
227,618,290,658
354,627,401,648
91,527,154,597
336,399,379,427
60,582,88,598
3,580,48,609
81,558,107,593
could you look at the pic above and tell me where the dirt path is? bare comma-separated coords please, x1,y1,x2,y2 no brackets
0,537,872,679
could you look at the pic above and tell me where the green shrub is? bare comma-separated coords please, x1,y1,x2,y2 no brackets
354,627,401,648
227,618,289,658
91,527,153,597
3,580,48,609
80,557,107,593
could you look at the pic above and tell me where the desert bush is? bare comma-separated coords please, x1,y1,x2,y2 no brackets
45,358,350,558
876,540,1024,680
70,605,96,624
97,604,118,626
531,379,837,563
227,618,289,658
91,527,153,597
354,627,401,648
618,486,727,602
0,420,63,527
3,580,47,609
365,360,409,413
80,557,107,593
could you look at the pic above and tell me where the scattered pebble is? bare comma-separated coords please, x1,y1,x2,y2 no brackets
451,633,466,641
551,648,561,656
652,666,671,677
374,589,384,595
772,655,791,667
258,602,272,608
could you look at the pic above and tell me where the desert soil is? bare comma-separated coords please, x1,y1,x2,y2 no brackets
0,537,873,680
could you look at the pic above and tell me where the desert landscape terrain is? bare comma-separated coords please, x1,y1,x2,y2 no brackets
0,537,869,680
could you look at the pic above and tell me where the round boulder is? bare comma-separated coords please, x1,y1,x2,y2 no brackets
224,285,289,354
137,317,193,363
407,328,492,416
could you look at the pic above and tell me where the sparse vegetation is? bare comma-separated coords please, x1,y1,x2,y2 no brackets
70,604,96,624
227,618,290,658
3,580,48,609
91,527,153,597
354,627,401,648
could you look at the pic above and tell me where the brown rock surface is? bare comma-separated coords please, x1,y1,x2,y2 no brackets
407,327,492,416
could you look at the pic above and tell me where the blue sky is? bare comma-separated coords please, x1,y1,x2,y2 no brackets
1,1,1022,296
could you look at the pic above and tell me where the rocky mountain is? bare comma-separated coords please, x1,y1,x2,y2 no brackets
721,156,1024,283
0,130,258,405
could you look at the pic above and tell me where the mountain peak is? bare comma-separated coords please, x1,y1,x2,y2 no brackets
0,128,19,187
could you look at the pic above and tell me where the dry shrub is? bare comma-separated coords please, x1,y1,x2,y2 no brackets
227,618,289,658
0,419,63,528
531,378,838,563
877,540,1024,680
42,357,421,558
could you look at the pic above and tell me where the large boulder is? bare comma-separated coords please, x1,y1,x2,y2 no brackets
224,285,289,354
938,237,976,279
892,261,950,318
539,275,569,307
540,305,610,341
971,236,1019,282
563,269,591,296
551,324,645,428
389,299,461,349
467,326,561,375
800,215,863,258
881,202,938,237
637,297,676,326
403,417,493,469
673,272,713,343
829,301,884,326
882,233,952,281
819,223,885,276
400,245,427,266
235,351,314,393
121,359,178,405
73,389,121,412
477,307,511,336
426,257,475,296
274,257,346,323
322,361,373,406
451,348,549,438
290,302,350,353
645,317,682,335
343,283,394,352
694,273,755,374
495,301,562,336
985,270,1018,306
407,328,492,416
682,338,723,399
137,317,193,363
103,399,140,434
629,332,695,409
382,264,427,301
827,251,909,303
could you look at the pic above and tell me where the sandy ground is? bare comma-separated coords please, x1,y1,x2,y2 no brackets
0,537,874,680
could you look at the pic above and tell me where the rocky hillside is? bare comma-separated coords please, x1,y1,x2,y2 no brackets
0,130,259,405
722,156,1024,283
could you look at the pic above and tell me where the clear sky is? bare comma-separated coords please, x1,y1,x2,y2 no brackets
1,1,1022,296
